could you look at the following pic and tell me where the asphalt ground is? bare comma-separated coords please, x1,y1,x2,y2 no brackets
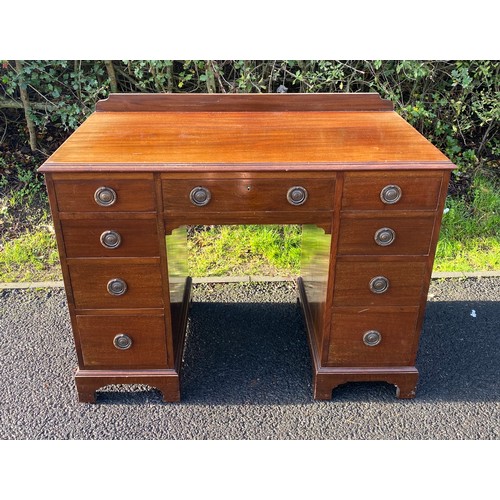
0,277,498,440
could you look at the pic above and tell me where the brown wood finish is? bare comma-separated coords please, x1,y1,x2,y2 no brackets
337,212,436,256
313,367,420,400
164,211,333,235
76,314,168,369
300,225,332,355
40,93,450,170
319,171,346,366
68,260,163,309
96,92,394,112
408,170,452,365
327,306,420,366
75,369,180,403
44,174,85,368
153,171,178,369
53,175,155,212
297,278,419,399
342,171,443,211
162,177,336,213
332,260,427,307
39,93,456,403
61,218,159,258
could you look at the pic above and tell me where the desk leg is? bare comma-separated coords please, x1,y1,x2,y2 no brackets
298,277,419,400
75,369,182,403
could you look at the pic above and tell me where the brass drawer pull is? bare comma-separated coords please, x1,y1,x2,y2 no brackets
374,227,395,246
363,330,382,346
380,184,402,204
107,278,128,296
94,186,117,206
113,333,133,350
287,186,308,206
190,186,211,206
369,276,390,294
100,230,122,249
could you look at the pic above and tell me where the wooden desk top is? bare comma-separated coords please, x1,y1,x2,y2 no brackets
39,93,453,173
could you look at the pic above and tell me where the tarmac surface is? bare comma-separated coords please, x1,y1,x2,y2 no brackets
0,277,498,440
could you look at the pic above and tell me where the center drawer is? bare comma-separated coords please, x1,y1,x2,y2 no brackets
162,177,336,213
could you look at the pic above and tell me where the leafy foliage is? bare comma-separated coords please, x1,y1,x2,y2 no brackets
0,60,498,279
1,60,498,184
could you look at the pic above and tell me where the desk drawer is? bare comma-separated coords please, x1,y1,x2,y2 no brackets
337,213,435,256
327,306,419,366
76,314,168,369
342,171,443,211
61,218,159,257
69,260,163,309
53,174,155,212
163,178,335,213
333,260,427,306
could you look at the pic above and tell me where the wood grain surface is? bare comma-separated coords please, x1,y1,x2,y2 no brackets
95,92,394,112
332,260,427,307
40,111,451,169
327,306,420,366
76,314,168,369
162,177,336,213
40,93,456,403
337,212,436,256
53,175,155,212
68,260,164,309
61,218,159,258
342,171,444,211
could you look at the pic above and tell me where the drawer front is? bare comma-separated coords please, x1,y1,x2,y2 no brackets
69,261,163,309
337,213,435,256
54,177,155,212
333,260,427,306
163,178,336,213
342,171,443,211
61,219,159,257
327,307,420,366
76,314,168,369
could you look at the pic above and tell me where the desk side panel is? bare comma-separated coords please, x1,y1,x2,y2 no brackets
300,224,332,353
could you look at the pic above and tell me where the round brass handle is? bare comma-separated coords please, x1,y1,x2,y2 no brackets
100,230,122,249
113,333,132,350
190,186,211,206
363,330,382,346
94,186,117,207
374,227,396,246
287,186,308,206
107,278,128,296
369,276,390,294
380,184,402,204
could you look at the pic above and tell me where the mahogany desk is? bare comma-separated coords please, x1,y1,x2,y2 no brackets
39,93,455,403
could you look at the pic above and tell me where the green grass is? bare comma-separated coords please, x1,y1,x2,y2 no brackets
434,174,500,272
0,185,61,282
0,228,60,282
187,224,302,277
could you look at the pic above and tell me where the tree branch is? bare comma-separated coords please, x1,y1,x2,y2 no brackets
15,60,37,151
114,66,147,92
205,60,217,93
104,60,118,93
0,96,57,111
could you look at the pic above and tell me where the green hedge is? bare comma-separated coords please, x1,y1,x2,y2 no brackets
1,60,499,187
